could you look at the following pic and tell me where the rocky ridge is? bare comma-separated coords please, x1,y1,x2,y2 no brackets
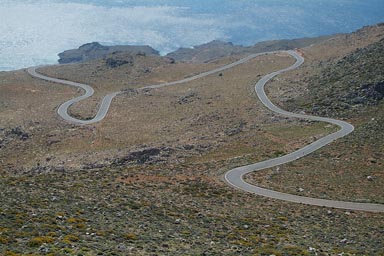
2,23,384,255
58,34,335,64
58,42,159,64
166,35,335,63
286,37,384,118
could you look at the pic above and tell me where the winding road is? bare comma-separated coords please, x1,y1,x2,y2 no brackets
27,51,384,213
27,52,267,124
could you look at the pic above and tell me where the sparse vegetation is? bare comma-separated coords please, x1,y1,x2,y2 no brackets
1,24,384,255
246,27,384,204
28,236,55,247
286,38,384,118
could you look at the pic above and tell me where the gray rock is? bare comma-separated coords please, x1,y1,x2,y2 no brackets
166,35,334,63
105,54,134,68
178,91,199,104
58,42,159,64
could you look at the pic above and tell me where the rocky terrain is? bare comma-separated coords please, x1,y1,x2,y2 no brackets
246,23,384,204
166,35,335,63
58,42,159,64
1,23,384,255
59,34,335,65
284,37,384,118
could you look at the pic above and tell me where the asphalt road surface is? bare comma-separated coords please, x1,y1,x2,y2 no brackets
224,51,384,213
27,52,269,124
27,51,384,212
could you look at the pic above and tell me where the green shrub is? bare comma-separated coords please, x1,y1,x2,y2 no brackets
28,236,55,247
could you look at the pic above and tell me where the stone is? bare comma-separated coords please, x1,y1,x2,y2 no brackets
105,55,133,68
115,147,162,165
58,42,159,64
39,245,50,253
178,91,199,104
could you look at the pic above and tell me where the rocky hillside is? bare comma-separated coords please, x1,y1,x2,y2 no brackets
60,34,335,65
58,42,159,64
249,23,384,214
166,35,335,63
287,38,384,118
2,24,384,255
165,40,246,63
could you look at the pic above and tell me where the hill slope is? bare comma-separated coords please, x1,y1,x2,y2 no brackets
166,35,335,63
1,24,384,255
246,23,384,207
58,42,159,64
59,34,335,65
286,38,384,118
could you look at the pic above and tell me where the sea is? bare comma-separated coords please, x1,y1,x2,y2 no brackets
0,0,383,71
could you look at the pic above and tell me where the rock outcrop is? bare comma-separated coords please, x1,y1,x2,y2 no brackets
284,36,384,118
166,40,245,63
58,42,159,64
58,35,334,65
166,35,335,63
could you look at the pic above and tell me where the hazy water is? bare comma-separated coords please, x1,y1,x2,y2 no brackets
0,0,383,71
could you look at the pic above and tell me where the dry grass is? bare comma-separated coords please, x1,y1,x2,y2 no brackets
1,25,384,255
2,53,322,174
245,24,384,204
